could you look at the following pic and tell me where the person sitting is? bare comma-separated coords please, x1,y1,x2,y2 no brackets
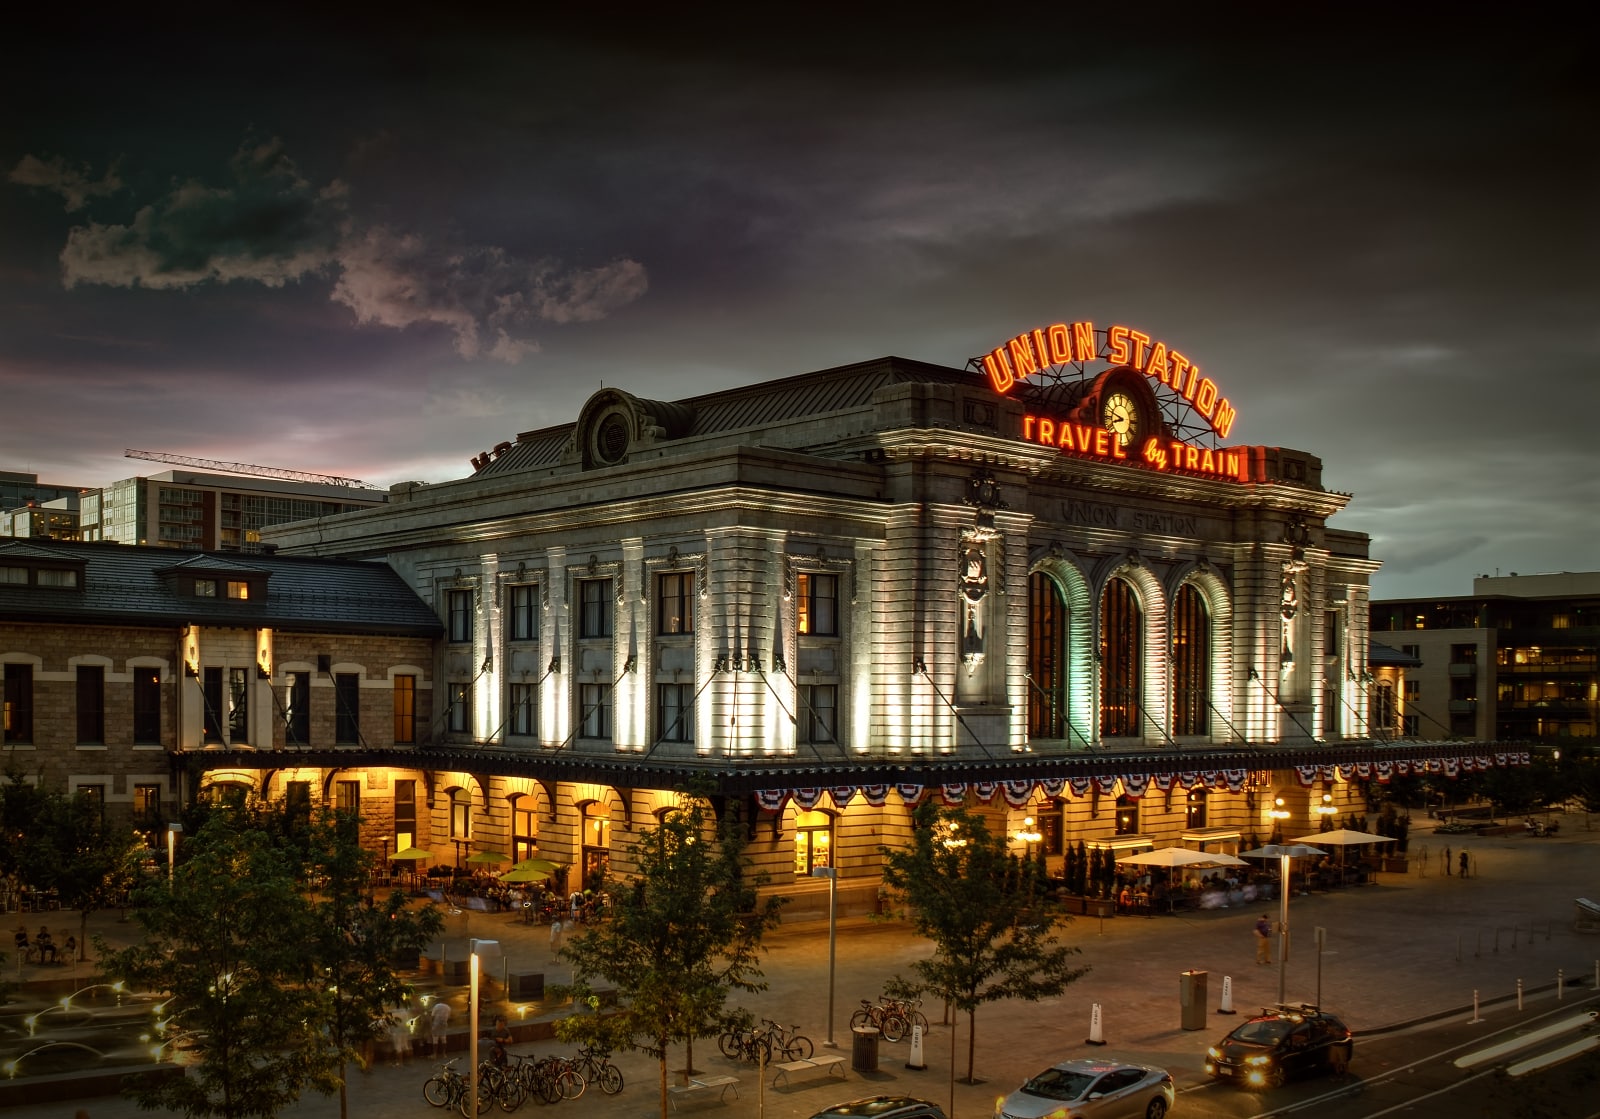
35,926,55,964
13,924,29,962
486,1014,514,1066
63,933,77,962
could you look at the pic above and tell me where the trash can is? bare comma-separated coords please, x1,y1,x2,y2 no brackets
851,1026,880,1073
1180,969,1208,1031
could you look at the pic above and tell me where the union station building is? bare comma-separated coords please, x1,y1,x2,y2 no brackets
2,324,1526,916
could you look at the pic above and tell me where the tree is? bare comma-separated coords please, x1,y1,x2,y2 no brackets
881,803,1089,1083
25,788,146,962
304,806,443,1119
554,792,783,1119
100,811,333,1119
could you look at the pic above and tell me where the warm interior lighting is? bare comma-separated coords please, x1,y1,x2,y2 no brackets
1014,815,1042,844
1269,797,1290,821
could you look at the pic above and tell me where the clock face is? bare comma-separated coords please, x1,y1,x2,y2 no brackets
1102,391,1140,448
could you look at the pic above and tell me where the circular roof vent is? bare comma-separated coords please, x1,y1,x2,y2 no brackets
594,412,630,466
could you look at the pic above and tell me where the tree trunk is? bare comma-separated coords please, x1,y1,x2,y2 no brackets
685,1034,698,1076
658,1054,671,1119
337,1058,349,1119
964,1006,978,1083
78,909,91,961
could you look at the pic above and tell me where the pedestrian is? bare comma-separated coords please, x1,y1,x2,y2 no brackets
1445,846,1452,875
1254,914,1273,964
1459,850,1469,878
389,1002,412,1067
413,997,435,1061
430,995,451,1057
549,917,563,955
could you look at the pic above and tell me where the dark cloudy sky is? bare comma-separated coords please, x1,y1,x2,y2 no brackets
3,11,1594,598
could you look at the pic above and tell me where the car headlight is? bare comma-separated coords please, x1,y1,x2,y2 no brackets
1246,1055,1272,1066
1206,1047,1222,1059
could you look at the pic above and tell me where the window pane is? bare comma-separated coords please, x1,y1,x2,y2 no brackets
286,673,311,745
510,584,539,642
580,579,613,638
579,683,612,738
76,665,105,744
335,673,360,744
3,664,32,743
393,676,416,744
133,667,162,744
657,572,693,635
228,667,250,743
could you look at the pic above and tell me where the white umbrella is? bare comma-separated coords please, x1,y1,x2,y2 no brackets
1115,847,1218,868
1290,828,1394,846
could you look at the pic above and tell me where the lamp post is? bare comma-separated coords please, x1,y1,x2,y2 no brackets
1241,844,1326,1007
166,823,182,887
469,937,499,1119
811,866,838,1047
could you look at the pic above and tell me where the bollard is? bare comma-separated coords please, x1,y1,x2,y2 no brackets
1469,989,1483,1024
1086,1003,1106,1046
1218,975,1236,1015
1517,978,1523,1011
1558,969,1564,1001
905,1024,926,1071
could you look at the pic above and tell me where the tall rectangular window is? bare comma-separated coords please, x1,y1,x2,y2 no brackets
797,573,837,635
656,683,693,743
285,780,312,825
76,665,106,744
579,683,612,739
285,672,311,746
203,667,225,743
800,684,837,744
656,572,694,635
448,589,474,644
509,584,539,642
228,667,250,743
335,779,360,814
394,780,416,851
134,784,161,823
579,579,613,638
393,675,416,744
133,667,161,744
508,682,537,736
335,673,361,744
2,664,32,744
447,682,472,734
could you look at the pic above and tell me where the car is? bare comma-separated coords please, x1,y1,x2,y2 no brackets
1205,1005,1353,1088
809,1096,948,1119
995,1058,1175,1119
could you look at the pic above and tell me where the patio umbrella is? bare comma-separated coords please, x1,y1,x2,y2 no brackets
466,850,512,866
1115,847,1218,868
1189,852,1250,868
512,856,561,876
499,868,544,883
1290,828,1394,846
391,846,432,861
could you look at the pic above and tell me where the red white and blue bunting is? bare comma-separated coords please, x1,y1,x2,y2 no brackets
750,752,1531,812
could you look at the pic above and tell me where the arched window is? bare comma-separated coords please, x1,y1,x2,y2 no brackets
794,809,833,875
1172,584,1211,736
1099,578,1142,737
509,793,538,861
1028,572,1067,738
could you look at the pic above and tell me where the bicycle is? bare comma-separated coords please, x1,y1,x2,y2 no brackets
569,1044,625,1094
882,996,930,1039
761,1018,814,1061
422,1058,494,1117
848,998,907,1042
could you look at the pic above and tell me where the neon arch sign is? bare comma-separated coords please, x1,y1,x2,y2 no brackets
979,320,1238,440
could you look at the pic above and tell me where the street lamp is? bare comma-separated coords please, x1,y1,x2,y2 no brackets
811,867,838,1047
469,937,499,1119
166,823,182,887
1241,844,1326,1006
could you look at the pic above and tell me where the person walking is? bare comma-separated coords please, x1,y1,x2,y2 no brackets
430,996,451,1057
549,917,563,956
1459,850,1469,878
1445,846,1452,875
1255,914,1273,964
413,997,435,1061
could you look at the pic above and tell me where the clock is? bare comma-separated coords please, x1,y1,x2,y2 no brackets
1102,391,1140,448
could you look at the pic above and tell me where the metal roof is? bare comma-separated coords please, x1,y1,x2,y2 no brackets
0,538,442,636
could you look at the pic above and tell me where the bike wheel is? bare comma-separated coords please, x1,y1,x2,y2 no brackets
881,1014,907,1043
424,1076,452,1107
496,1073,525,1113
718,1031,742,1059
597,1063,624,1095
910,1011,930,1035
536,1070,562,1105
556,1069,585,1100
783,1034,814,1061
847,1009,871,1030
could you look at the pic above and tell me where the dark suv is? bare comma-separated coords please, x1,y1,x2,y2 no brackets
1205,1005,1353,1089
809,1096,949,1119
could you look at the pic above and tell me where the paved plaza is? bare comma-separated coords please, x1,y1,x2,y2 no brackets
6,814,1598,1118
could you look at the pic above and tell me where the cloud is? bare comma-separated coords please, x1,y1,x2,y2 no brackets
330,225,647,360
8,153,122,211
59,137,342,290
44,136,647,361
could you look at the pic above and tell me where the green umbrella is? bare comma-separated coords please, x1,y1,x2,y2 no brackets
391,846,433,861
499,868,544,883
512,856,561,876
466,850,512,866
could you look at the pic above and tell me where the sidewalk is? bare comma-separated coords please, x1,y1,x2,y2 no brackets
4,813,1598,1117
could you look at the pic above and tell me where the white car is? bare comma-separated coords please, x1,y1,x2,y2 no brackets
996,1058,1175,1119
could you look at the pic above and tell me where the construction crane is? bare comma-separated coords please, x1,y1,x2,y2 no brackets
124,449,378,489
